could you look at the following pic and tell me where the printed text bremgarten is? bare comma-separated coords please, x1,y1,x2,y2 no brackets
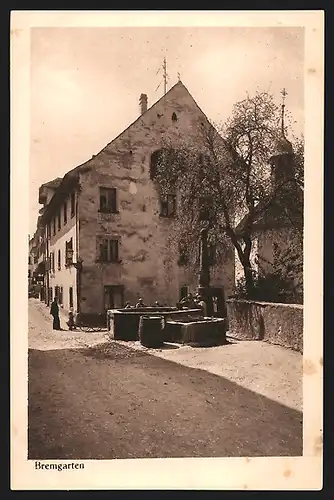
35,461,85,471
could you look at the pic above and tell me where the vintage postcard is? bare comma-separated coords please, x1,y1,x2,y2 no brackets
11,10,324,490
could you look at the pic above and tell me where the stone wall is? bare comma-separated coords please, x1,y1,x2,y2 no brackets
226,299,303,353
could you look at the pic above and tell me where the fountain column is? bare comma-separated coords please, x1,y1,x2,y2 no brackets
198,227,213,316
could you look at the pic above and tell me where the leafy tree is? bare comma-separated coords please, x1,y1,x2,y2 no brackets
235,242,303,304
154,91,303,296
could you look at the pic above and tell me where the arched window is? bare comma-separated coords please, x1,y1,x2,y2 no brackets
150,149,163,180
172,112,178,122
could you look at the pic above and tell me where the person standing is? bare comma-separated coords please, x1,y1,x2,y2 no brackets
50,297,61,330
197,294,208,317
135,298,146,308
67,307,75,330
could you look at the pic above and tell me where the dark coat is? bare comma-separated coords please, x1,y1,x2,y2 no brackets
50,301,59,317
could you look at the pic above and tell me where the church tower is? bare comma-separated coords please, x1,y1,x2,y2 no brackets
269,88,295,189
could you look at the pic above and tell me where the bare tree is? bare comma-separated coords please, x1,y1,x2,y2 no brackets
154,91,304,296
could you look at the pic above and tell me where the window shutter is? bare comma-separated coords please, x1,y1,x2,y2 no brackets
170,195,176,215
100,194,107,210
106,188,116,212
100,240,108,261
161,199,168,216
110,239,119,262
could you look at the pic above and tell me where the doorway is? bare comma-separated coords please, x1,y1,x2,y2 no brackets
179,285,189,300
209,287,227,318
104,285,124,311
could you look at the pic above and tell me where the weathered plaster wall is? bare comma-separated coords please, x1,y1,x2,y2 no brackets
77,83,234,315
48,192,78,313
257,227,303,273
226,299,303,353
258,227,303,299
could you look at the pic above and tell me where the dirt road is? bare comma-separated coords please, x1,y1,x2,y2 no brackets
28,299,302,459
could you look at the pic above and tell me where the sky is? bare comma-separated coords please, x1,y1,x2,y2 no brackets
29,26,304,236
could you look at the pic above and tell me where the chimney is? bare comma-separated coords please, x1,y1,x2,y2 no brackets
139,93,148,115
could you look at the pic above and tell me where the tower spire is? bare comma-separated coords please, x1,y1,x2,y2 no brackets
280,88,288,137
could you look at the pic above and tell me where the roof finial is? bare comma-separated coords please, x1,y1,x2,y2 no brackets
177,72,181,82
163,57,168,95
280,88,288,136
154,58,169,95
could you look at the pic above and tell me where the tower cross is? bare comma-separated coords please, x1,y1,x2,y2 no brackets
281,87,288,104
280,88,288,135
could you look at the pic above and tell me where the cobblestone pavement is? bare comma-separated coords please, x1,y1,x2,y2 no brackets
28,299,303,459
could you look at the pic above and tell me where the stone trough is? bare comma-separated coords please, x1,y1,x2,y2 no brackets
164,317,228,346
107,307,203,341
107,307,228,346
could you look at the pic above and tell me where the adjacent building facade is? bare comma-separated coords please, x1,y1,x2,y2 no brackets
31,82,235,322
234,111,303,300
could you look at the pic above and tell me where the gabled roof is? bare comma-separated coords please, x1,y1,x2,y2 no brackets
41,177,63,189
40,81,212,225
38,177,63,205
235,182,303,236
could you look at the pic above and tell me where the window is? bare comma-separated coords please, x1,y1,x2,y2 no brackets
50,252,55,273
55,286,60,301
53,218,56,235
28,256,32,265
172,112,178,122
99,187,117,213
65,238,73,266
59,286,63,305
69,287,73,308
99,238,119,263
63,201,67,225
150,150,162,180
178,243,188,266
71,192,75,218
150,148,177,180
57,249,61,270
104,285,124,310
49,288,53,302
199,195,213,222
180,286,189,300
160,194,176,217
57,211,61,231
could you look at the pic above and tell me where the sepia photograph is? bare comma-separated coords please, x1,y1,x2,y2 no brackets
11,10,323,490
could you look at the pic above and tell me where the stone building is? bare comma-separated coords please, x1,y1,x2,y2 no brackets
257,123,303,278
28,235,35,289
36,82,235,322
28,218,45,297
234,103,303,301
